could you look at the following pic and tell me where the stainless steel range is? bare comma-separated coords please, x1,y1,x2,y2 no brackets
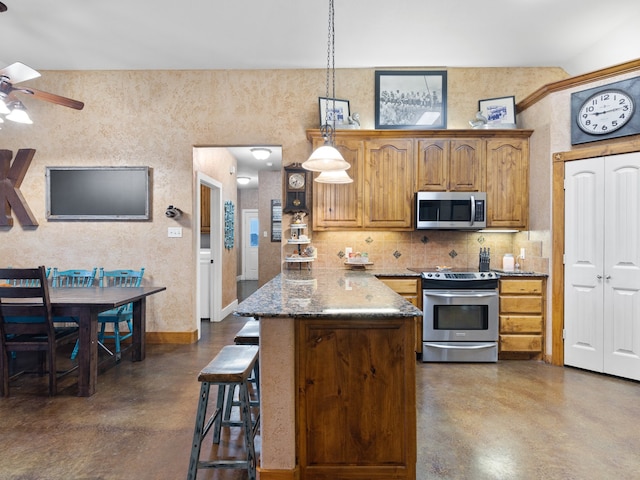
421,270,499,362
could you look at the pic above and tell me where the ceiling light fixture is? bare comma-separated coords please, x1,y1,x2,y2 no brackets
5,101,32,124
250,147,272,161
314,169,353,184
0,99,9,115
236,176,251,185
302,0,351,180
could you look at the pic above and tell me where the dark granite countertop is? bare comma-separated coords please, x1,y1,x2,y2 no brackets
234,269,423,319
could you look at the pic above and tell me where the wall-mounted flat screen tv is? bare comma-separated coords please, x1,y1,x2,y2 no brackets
46,166,150,220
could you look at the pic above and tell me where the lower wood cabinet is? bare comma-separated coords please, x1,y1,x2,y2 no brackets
296,317,416,479
499,277,546,359
377,276,422,354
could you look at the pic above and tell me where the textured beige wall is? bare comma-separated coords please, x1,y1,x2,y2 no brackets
0,67,567,339
258,170,283,286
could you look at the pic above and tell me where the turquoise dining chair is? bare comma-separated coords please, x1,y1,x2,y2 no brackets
51,268,98,361
98,268,144,360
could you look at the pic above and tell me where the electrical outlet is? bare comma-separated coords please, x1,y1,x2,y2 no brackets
168,227,182,238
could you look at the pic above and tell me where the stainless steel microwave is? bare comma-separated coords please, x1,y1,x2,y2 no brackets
415,191,487,230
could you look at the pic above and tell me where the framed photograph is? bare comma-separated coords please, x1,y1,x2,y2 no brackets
271,199,282,242
375,70,447,129
319,97,350,128
478,96,516,127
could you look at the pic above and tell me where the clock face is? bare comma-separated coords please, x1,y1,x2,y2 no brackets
577,89,635,135
288,172,305,189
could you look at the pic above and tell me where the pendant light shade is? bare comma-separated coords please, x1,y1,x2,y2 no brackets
315,169,353,184
302,0,348,181
303,144,350,172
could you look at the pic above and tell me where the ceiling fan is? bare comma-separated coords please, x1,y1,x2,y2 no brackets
0,3,6,13
0,61,84,123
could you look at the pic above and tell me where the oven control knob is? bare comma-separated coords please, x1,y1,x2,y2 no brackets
434,273,441,278
480,273,485,277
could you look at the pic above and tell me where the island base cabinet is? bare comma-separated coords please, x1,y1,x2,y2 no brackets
296,318,417,480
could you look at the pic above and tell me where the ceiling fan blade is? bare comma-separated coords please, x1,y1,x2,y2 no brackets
19,87,84,110
0,62,41,84
0,2,6,13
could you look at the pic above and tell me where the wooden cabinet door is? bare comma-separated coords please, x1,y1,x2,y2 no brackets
200,184,210,233
312,138,364,230
416,139,484,192
485,138,529,229
416,139,448,191
364,138,414,229
449,139,485,191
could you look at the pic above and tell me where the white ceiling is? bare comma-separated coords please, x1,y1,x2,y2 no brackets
1,0,639,76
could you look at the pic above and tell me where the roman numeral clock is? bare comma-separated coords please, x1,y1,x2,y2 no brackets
571,76,640,145
283,163,309,214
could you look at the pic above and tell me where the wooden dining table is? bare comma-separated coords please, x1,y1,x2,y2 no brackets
49,286,166,396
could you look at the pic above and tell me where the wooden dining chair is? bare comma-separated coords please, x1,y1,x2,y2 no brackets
98,268,145,360
0,266,79,397
51,268,97,360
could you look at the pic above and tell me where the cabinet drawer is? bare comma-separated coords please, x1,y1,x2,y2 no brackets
379,278,419,295
500,315,543,333
499,295,542,314
500,334,543,352
499,279,543,294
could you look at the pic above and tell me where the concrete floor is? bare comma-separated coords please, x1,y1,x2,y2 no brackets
1,281,640,479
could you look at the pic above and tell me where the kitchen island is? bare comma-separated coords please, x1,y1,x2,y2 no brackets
234,269,423,480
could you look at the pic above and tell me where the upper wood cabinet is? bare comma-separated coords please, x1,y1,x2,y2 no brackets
363,138,414,229
485,137,529,229
307,129,532,231
311,136,364,230
416,138,485,192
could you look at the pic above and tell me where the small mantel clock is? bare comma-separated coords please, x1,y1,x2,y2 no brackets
283,163,309,213
571,76,640,145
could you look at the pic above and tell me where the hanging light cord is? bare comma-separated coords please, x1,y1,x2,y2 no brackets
322,0,336,145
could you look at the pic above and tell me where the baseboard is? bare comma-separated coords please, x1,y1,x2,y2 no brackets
257,467,300,480
146,330,198,344
221,299,238,320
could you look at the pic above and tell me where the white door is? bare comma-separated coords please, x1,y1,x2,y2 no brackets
242,209,259,280
564,157,605,371
603,153,640,379
564,152,640,380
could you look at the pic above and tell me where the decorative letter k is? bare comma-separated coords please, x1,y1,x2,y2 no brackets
0,149,39,227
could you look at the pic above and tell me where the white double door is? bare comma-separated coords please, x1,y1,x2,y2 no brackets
564,152,640,380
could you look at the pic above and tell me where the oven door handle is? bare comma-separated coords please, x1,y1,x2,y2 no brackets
424,343,496,350
424,291,497,299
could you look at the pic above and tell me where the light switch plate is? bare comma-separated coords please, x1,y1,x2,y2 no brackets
168,227,182,238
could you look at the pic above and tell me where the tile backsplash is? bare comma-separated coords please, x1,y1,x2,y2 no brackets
302,230,548,273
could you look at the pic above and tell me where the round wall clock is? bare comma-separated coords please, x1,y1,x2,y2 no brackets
576,89,634,135
571,76,640,145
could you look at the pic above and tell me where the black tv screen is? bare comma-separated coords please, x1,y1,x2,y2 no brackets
46,166,150,220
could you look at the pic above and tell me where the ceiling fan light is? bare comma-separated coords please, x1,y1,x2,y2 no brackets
302,145,350,172
314,169,353,184
0,99,9,115
237,176,251,185
6,102,33,124
250,148,272,161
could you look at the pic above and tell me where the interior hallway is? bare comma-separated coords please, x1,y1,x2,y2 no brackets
1,281,639,479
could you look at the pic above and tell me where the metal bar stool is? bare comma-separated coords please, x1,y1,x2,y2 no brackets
223,320,260,423
187,345,260,480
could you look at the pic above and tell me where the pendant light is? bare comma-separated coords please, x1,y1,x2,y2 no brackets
314,169,353,184
302,0,352,179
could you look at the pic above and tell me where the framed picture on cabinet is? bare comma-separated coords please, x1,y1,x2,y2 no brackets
319,97,350,128
375,70,447,129
478,95,516,127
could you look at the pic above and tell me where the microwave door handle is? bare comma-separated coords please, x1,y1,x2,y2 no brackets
470,194,476,226
425,291,497,299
